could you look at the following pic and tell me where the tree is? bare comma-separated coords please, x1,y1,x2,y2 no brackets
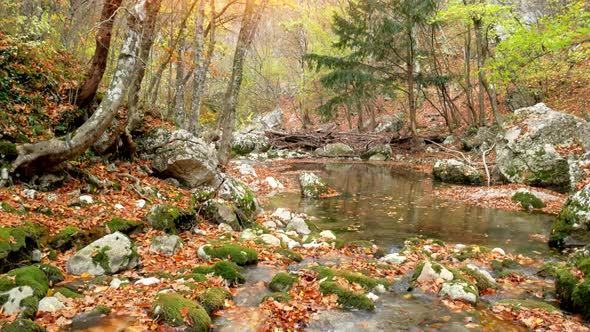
74,0,123,108
308,0,437,139
217,0,268,165
11,0,162,176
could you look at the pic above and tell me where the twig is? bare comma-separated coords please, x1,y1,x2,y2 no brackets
481,143,496,187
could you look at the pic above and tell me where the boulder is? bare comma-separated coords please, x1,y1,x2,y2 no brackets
140,129,220,188
412,261,454,282
258,234,281,247
202,199,241,231
374,113,405,134
495,103,590,192
242,107,284,132
361,144,392,160
461,126,500,152
439,280,478,304
65,232,140,276
319,143,354,157
550,183,590,249
146,204,196,234
231,132,270,156
433,159,484,185
0,286,35,315
299,172,329,198
149,235,182,257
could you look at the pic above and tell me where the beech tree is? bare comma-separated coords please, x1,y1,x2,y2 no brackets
11,0,162,176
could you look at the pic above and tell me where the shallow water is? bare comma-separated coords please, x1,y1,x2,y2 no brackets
267,162,557,257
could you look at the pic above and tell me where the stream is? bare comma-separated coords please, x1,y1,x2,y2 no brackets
215,161,561,331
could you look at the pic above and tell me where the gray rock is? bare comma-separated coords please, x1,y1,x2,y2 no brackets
79,195,94,204
46,193,58,202
0,286,34,314
258,234,281,247
145,129,220,188
240,229,257,240
203,199,241,231
374,113,405,134
31,249,42,262
320,143,355,157
23,189,36,199
439,281,478,303
319,230,336,240
38,296,65,312
369,153,387,161
433,159,484,185
149,235,182,256
415,261,454,282
299,172,329,199
286,216,311,235
218,223,234,232
232,133,270,155
197,244,212,261
443,135,456,145
362,144,392,160
496,103,590,191
65,232,140,276
380,253,407,265
550,183,590,248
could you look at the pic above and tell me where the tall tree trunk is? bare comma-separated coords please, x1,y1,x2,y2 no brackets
74,0,123,108
174,39,187,127
11,0,157,176
188,0,216,132
217,0,268,165
473,18,487,126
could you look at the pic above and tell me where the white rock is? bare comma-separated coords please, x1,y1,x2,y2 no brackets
319,230,337,240
38,296,65,312
367,292,379,302
287,216,311,235
455,244,466,250
135,277,160,286
303,240,329,249
197,244,212,261
114,203,125,210
439,281,478,303
110,278,123,289
194,228,207,236
149,235,182,257
265,177,284,190
258,234,281,247
23,189,37,199
46,193,58,202
135,199,146,208
79,195,94,204
218,223,234,232
237,163,258,177
374,284,387,294
262,220,278,229
0,286,34,314
423,245,433,252
380,253,407,265
240,229,257,241
492,248,505,256
31,249,43,262
417,262,454,282
466,264,496,286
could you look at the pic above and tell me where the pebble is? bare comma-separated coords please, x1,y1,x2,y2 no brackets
114,203,124,210
110,278,123,289
79,195,94,204
134,277,160,286
367,292,379,302
136,199,146,208
23,189,37,199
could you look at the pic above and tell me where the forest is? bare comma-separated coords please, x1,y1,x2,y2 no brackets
0,0,589,331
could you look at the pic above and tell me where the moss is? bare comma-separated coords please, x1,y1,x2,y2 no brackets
176,273,208,283
574,257,590,275
269,273,297,292
105,218,143,235
454,245,489,261
572,278,590,319
496,298,557,312
319,281,375,311
549,196,587,249
152,293,211,332
0,319,45,332
47,250,57,261
33,264,64,284
537,262,560,278
0,202,25,215
7,266,49,299
197,288,232,315
203,244,258,266
512,192,546,209
147,204,185,234
48,226,83,251
555,268,578,310
312,266,389,290
275,249,303,263
496,270,524,279
54,287,83,298
91,245,112,274
262,292,291,303
490,259,520,271
411,261,427,282
0,141,17,162
0,226,39,273
95,305,111,315
213,261,245,284
460,266,497,291
0,278,13,292
192,266,214,275
17,296,39,319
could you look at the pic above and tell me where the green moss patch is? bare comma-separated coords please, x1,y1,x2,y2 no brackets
203,244,257,266
275,249,303,263
147,204,196,234
0,318,45,332
0,225,43,273
262,292,291,303
312,266,389,290
197,287,232,315
192,261,245,284
319,281,375,311
512,191,545,210
54,287,83,299
105,218,144,235
152,293,211,332
48,226,85,252
496,298,557,312
7,266,49,299
269,273,297,292
33,264,64,285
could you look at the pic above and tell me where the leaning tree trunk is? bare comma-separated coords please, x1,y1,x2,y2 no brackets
217,0,267,165
74,0,123,108
11,0,155,176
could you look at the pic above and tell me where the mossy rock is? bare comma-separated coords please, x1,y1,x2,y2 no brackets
48,226,85,252
152,293,211,332
33,264,64,284
197,287,232,315
573,256,590,275
268,273,297,292
7,266,49,299
511,191,545,210
0,224,45,273
0,141,17,162
0,319,45,332
313,266,389,290
549,185,590,249
536,262,561,278
490,259,521,272
200,199,241,231
176,273,208,283
572,278,590,319
496,298,557,312
53,287,83,299
555,268,578,310
192,261,245,284
147,204,196,234
0,202,26,216
14,296,39,320
454,245,490,261
262,292,291,303
275,249,303,263
203,244,257,266
105,218,144,235
319,281,375,311
461,266,497,291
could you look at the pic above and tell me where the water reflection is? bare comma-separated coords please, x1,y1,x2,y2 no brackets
268,162,555,256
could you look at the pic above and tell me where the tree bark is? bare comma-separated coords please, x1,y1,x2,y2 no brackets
11,0,156,176
217,0,268,165
74,0,123,108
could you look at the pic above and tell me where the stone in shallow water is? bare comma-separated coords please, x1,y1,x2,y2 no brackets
380,253,407,265
439,281,478,304
416,261,454,282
